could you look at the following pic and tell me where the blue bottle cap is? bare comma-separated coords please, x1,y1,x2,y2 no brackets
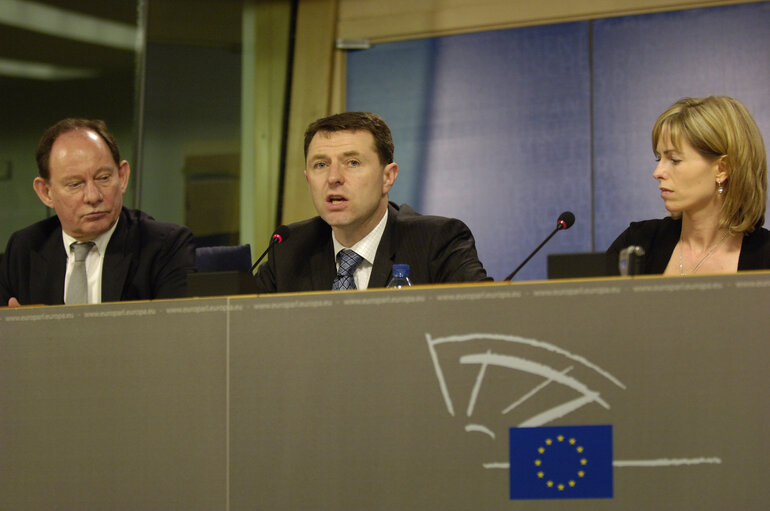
392,264,410,277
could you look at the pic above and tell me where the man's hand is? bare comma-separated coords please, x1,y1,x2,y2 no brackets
7,297,20,307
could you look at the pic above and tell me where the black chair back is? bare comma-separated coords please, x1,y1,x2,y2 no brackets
194,244,252,273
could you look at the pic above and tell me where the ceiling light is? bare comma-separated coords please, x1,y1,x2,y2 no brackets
0,57,99,80
0,0,139,51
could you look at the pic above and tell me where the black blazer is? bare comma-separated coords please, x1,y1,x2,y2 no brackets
607,217,770,274
0,208,195,305
254,202,490,293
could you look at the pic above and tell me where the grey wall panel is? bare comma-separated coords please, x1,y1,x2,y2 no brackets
0,300,228,510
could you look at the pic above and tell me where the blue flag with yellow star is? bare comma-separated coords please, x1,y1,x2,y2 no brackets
510,425,613,499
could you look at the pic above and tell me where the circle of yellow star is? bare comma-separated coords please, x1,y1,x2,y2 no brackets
533,435,592,493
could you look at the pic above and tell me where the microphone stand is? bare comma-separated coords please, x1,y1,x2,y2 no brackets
250,243,273,274
504,227,561,281
250,228,288,274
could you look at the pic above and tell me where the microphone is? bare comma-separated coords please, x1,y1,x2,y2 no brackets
504,211,575,281
250,225,290,274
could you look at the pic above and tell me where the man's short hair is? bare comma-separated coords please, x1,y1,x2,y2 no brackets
304,112,394,166
36,118,121,180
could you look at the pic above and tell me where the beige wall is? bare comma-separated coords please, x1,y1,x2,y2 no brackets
242,0,292,253
280,0,341,225
280,0,755,224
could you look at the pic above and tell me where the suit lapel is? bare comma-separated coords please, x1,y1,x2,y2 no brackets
102,212,132,302
30,227,67,304
369,204,398,288
309,236,336,290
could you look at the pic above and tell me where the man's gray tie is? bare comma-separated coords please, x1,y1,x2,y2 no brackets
332,249,363,290
66,241,95,304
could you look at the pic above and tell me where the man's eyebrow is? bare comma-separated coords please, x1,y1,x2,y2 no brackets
309,150,362,160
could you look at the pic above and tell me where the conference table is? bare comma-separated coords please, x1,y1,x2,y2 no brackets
1,272,768,509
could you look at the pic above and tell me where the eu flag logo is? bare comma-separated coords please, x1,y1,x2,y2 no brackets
510,425,613,499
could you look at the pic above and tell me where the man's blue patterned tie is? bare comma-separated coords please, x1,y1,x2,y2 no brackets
332,249,363,290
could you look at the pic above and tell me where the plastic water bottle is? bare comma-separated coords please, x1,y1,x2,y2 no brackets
386,264,412,288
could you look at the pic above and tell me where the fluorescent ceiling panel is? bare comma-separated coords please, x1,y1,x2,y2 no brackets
0,57,98,80
0,0,139,51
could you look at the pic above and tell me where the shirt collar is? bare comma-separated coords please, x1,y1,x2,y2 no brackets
61,215,120,257
332,208,388,265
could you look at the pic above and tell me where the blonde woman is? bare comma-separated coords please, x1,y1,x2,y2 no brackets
608,96,769,274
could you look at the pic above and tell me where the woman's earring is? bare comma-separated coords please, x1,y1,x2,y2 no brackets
717,180,725,195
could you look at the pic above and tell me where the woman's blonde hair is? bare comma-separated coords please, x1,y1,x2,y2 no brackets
652,96,767,233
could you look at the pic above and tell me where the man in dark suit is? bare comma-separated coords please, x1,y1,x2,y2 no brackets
0,118,194,307
254,112,489,292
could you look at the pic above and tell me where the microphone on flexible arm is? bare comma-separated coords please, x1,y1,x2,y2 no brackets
250,225,290,274
504,211,575,281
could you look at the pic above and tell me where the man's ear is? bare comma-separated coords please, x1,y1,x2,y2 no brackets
382,163,398,194
33,177,54,208
118,160,131,193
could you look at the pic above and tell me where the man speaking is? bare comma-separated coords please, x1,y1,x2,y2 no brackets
254,112,489,292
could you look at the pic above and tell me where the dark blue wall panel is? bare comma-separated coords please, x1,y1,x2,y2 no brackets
348,24,591,281
346,39,438,210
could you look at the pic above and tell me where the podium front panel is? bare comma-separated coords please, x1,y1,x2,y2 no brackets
2,273,768,509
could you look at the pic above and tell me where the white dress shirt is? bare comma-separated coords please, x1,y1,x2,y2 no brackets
62,219,119,304
332,209,388,290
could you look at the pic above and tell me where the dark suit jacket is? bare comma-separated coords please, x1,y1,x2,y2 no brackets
0,208,195,305
254,202,490,292
607,217,770,274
